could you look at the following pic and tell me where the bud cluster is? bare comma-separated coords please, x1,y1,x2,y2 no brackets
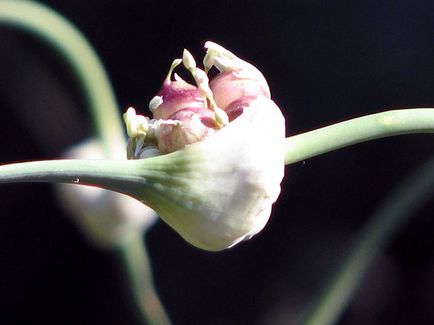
122,42,285,250
124,42,272,158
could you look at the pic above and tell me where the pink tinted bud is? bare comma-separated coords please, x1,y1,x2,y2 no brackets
210,71,270,120
204,41,271,119
152,79,205,120
156,107,216,154
129,42,275,157
151,58,205,120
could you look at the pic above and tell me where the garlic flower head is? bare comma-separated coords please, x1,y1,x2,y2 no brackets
123,42,285,251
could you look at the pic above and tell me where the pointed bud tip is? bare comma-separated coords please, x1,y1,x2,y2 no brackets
182,48,196,71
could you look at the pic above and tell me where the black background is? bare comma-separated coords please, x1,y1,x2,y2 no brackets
0,1,433,324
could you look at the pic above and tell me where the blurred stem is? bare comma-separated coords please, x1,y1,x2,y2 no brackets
0,0,125,158
0,3,169,323
298,158,434,325
118,234,172,325
285,108,434,164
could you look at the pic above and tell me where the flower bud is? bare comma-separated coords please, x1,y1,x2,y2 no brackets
57,139,158,249
151,59,205,120
122,42,285,250
156,106,216,154
134,97,285,251
205,41,271,119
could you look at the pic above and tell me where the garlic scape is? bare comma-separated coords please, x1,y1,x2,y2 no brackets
0,101,284,251
0,40,432,251
0,42,285,251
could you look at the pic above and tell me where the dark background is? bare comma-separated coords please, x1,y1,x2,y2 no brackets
0,1,433,324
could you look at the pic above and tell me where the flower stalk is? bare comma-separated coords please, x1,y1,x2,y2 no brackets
285,108,434,164
297,157,434,325
117,234,172,325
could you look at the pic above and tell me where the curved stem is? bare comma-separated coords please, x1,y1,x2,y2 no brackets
0,0,125,158
117,234,172,325
297,158,434,325
285,108,434,164
0,3,170,324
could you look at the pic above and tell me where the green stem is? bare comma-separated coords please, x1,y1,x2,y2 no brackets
0,159,136,183
0,0,125,158
118,234,172,325
285,108,434,164
0,158,155,199
298,158,434,325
